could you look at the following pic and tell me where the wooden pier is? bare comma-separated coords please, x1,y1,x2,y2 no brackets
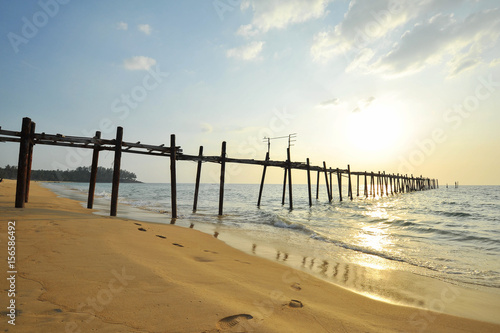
1,117,439,218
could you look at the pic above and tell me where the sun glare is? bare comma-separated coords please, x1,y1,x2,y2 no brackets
344,103,405,154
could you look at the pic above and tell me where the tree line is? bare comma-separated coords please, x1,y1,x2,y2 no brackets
0,165,140,183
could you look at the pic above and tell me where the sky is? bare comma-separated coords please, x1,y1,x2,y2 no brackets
1,0,499,185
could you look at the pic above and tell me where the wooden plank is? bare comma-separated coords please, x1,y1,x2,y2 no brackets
170,134,177,219
306,158,312,207
110,127,123,217
24,121,36,203
337,168,342,202
323,162,331,202
87,131,101,209
257,152,269,207
15,117,31,208
193,146,203,212
218,141,226,216
287,148,293,210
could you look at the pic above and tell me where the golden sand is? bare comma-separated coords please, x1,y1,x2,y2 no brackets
1,179,498,332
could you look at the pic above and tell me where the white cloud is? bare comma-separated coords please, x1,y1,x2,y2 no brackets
372,9,500,76
123,56,157,71
490,58,500,67
226,41,265,61
353,96,375,112
117,22,128,30
318,98,340,108
200,122,213,133
236,24,259,38
138,24,152,35
240,0,330,34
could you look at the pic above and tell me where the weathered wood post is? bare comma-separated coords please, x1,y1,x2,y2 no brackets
337,168,342,202
384,172,388,196
316,170,320,200
110,126,123,217
257,152,269,207
25,121,36,203
87,131,101,209
306,158,312,207
323,162,331,202
193,146,203,212
364,172,368,198
356,174,359,197
287,148,293,210
15,117,32,208
348,164,353,201
218,141,226,216
371,173,375,197
170,134,177,219
329,171,333,199
281,168,287,205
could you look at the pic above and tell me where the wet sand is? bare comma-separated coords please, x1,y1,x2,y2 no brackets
1,179,499,332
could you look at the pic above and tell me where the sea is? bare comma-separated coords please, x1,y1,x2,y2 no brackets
41,182,500,324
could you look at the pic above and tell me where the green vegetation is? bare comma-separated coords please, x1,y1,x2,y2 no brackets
0,165,140,183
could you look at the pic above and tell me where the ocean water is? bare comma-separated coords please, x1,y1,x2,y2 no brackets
42,181,500,322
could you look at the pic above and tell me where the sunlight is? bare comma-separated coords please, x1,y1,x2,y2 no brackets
344,102,405,154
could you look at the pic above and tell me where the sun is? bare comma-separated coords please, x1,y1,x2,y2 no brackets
344,102,405,154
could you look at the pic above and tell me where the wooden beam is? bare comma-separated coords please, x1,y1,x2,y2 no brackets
306,158,312,207
323,162,331,202
193,146,203,212
348,164,353,201
316,170,320,200
218,141,226,216
282,167,287,205
337,168,342,202
170,134,177,219
257,152,269,207
87,131,101,209
15,117,31,208
110,127,123,217
287,148,293,210
25,121,36,203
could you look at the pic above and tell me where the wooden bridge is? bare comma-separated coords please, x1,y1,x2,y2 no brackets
1,117,438,219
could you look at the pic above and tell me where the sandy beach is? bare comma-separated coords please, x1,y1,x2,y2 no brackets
1,179,499,332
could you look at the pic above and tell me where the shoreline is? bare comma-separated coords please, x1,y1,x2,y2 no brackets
1,179,499,332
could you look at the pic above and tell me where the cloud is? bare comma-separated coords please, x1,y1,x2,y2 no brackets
117,22,128,30
123,56,157,71
226,41,265,61
372,9,500,76
200,122,213,133
318,98,340,108
239,0,330,34
310,0,468,64
490,58,500,67
236,24,259,38
138,24,152,35
353,96,375,112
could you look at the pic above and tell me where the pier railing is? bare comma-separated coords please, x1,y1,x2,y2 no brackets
1,117,438,218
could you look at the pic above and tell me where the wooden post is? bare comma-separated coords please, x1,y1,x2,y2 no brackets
170,134,177,219
15,117,32,208
384,172,388,196
257,152,269,207
24,121,36,203
193,146,203,212
323,162,331,202
356,174,359,197
87,131,101,209
306,158,312,207
329,171,333,199
287,148,293,210
364,172,368,198
348,165,353,201
110,127,123,217
371,173,375,197
218,141,226,216
281,167,287,205
337,168,342,202
316,170,320,200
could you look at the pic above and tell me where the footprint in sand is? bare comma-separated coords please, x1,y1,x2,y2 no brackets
156,235,166,239
290,283,302,291
288,300,303,308
138,227,147,232
134,223,142,226
172,243,184,247
216,314,253,331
